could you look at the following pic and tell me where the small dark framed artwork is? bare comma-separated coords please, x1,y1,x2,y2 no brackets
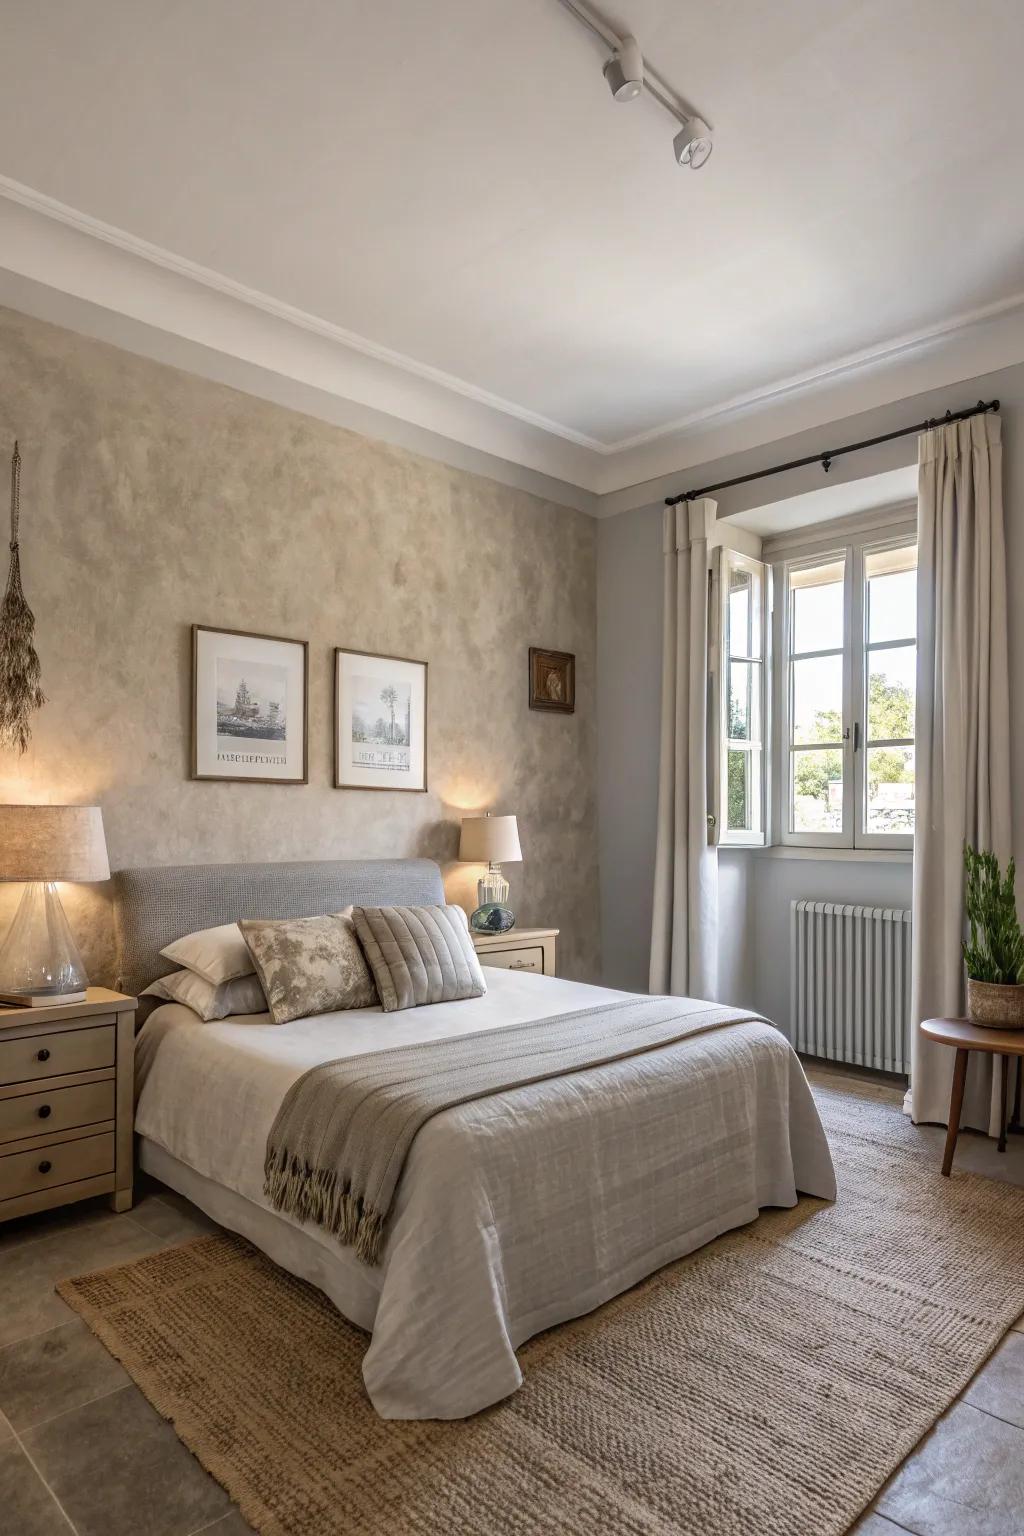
192,625,309,784
529,647,575,714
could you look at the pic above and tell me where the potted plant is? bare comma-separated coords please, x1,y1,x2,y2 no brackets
962,844,1024,1028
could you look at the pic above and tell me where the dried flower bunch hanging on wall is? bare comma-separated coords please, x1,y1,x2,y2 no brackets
0,442,45,752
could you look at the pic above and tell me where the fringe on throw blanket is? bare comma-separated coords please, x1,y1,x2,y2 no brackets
264,1148,387,1266
261,998,758,1271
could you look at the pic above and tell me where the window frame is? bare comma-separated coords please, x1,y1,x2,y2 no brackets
775,546,853,849
712,546,770,848
768,510,917,852
854,529,917,850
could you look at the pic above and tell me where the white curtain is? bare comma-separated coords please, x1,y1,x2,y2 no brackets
910,412,1010,1136
650,498,718,999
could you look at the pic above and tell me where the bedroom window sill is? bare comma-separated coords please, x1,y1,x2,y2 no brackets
722,846,913,865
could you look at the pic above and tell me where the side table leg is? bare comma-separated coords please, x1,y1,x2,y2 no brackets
942,1048,969,1177
998,1054,1009,1154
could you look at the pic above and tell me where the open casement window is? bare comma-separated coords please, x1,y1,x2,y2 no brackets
711,547,769,846
771,520,917,850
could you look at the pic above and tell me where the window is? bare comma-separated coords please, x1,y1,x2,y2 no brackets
714,548,768,846
710,512,917,852
785,554,847,841
774,525,917,850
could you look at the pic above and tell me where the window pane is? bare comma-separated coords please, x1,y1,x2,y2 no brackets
727,747,762,835
791,748,843,833
790,558,844,654
792,654,843,744
867,646,915,741
867,545,917,644
728,660,761,743
866,746,914,833
728,565,762,659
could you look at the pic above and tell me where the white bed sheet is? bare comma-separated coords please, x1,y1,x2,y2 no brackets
134,969,836,1419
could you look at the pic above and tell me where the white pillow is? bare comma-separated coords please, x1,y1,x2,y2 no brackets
143,969,268,1022
160,922,255,986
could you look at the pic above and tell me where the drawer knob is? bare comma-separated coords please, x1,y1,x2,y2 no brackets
38,1160,52,1174
37,1048,50,1062
38,1104,52,1119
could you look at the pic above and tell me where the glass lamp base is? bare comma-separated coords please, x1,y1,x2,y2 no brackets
477,866,510,907
0,882,89,1006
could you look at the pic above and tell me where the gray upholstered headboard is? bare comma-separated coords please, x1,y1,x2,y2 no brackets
112,858,445,1002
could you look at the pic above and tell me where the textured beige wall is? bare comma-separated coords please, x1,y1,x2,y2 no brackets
0,305,599,985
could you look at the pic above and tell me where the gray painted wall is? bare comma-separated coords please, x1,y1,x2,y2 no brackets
597,358,1024,1032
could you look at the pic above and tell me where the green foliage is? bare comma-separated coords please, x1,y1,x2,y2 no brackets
727,750,747,829
962,844,1024,984
725,668,915,833
793,673,914,815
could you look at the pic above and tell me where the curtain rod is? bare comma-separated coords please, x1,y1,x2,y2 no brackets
664,399,1000,506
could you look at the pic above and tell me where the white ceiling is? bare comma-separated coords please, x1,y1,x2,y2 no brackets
1,0,1023,494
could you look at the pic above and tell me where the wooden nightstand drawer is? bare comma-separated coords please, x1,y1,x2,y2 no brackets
0,1080,115,1146
481,945,545,973
0,990,135,1225
472,927,558,977
0,1131,115,1203
0,1022,115,1086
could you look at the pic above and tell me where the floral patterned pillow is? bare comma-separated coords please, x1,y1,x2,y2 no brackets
239,909,378,1025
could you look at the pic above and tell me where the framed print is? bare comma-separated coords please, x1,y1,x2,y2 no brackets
192,625,308,784
334,648,427,791
529,647,575,713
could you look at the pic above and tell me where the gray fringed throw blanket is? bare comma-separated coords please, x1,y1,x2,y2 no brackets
264,995,758,1266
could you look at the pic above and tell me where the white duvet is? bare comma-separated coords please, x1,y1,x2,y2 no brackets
134,969,836,1419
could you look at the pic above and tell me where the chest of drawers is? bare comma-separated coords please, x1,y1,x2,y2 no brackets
0,988,136,1222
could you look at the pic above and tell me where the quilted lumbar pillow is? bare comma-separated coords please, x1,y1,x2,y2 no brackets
239,910,378,1025
351,904,487,1012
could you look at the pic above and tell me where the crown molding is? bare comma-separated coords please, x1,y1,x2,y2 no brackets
0,174,606,455
601,291,1024,456
2,172,1024,508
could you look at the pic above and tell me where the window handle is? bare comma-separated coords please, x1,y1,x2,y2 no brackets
843,724,861,749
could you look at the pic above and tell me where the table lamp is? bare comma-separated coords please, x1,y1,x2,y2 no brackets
459,812,522,934
0,805,110,1006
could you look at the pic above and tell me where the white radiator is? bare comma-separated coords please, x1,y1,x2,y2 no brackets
790,900,911,1075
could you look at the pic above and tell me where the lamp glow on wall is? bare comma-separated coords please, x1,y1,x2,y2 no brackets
0,805,109,1005
459,812,522,934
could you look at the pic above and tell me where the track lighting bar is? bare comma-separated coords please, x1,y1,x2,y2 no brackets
554,0,714,168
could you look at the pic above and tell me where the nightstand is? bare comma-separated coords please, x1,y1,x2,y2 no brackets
0,987,136,1223
472,927,559,977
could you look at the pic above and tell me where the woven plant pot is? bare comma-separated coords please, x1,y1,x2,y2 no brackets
966,977,1024,1030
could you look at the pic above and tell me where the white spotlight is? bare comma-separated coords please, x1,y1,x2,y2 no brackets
673,116,713,168
603,35,643,101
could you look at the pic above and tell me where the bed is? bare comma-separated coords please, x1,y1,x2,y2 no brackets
117,857,837,1420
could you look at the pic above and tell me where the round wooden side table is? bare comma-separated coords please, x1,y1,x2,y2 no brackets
921,1017,1024,1175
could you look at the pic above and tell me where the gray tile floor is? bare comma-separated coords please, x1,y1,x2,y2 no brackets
0,1072,1021,1536
813,1065,1024,1536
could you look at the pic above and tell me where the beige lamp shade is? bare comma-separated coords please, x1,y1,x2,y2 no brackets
0,805,110,883
459,813,522,865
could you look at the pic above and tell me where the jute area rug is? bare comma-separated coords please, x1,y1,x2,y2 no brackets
59,1083,1024,1536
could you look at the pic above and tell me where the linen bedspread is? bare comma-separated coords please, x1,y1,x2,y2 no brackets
134,970,836,1419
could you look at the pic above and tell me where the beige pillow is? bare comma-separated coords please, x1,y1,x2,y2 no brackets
143,969,268,1022
160,922,255,986
239,910,378,1025
352,904,486,1013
